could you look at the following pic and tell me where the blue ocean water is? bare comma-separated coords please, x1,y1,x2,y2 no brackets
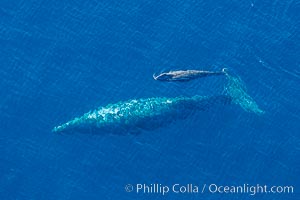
0,0,299,199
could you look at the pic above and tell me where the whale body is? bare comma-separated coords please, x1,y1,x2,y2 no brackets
153,68,226,82
52,95,232,134
52,73,264,134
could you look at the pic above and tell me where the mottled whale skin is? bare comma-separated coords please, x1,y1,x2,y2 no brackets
52,73,264,134
153,68,227,82
53,95,232,134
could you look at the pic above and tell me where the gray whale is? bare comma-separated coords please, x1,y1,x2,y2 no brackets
52,73,264,134
153,68,227,82
53,95,232,134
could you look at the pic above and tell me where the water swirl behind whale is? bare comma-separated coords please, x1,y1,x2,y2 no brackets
52,73,264,134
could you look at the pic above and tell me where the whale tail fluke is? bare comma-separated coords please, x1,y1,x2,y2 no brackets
222,68,228,74
223,71,264,115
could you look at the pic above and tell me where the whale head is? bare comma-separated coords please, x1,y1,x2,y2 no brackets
153,73,174,81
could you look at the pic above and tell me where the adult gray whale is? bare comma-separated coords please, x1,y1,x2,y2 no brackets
52,73,264,134
53,95,232,134
153,68,227,82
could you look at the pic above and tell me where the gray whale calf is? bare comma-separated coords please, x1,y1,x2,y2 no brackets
52,73,264,134
153,68,227,82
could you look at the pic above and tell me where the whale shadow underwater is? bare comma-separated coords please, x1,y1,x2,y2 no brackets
52,72,264,135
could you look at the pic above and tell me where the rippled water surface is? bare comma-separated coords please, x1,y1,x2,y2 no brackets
0,0,299,199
